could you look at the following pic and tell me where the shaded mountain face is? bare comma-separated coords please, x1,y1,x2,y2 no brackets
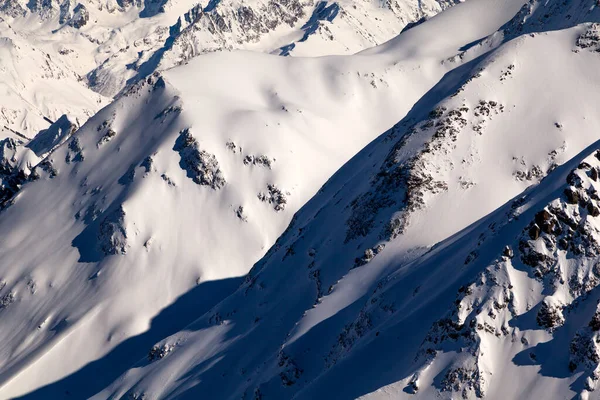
3,0,600,398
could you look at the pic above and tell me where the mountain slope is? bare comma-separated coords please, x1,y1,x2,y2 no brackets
0,0,529,395
74,1,600,399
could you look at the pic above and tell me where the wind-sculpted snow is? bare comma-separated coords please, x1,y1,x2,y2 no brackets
0,0,464,152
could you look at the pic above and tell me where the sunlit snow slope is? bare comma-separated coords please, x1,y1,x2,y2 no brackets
0,0,528,396
59,0,600,399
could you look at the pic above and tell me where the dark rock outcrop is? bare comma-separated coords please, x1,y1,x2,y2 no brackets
174,128,225,189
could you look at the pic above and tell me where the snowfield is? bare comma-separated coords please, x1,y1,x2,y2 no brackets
2,0,600,398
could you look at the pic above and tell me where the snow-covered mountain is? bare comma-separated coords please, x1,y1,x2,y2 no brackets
0,18,106,138
25,0,600,399
0,0,457,138
0,1,517,393
3,0,600,398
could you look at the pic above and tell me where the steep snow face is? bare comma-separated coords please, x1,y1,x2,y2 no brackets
0,1,527,394
81,4,600,399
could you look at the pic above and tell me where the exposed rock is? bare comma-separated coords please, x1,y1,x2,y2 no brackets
97,128,117,147
278,350,303,386
225,140,241,154
569,323,600,379
327,311,372,366
499,64,515,81
473,99,504,118
140,155,155,174
528,224,540,240
65,136,84,163
441,365,484,399
0,291,15,310
243,154,274,169
0,138,31,209
354,247,376,267
36,159,57,178
514,164,544,182
67,3,88,28
565,187,580,204
148,343,174,361
575,23,600,52
174,128,225,189
278,1,339,55
235,205,247,222
161,174,176,186
98,205,128,256
345,103,498,242
0,137,19,172
154,105,182,122
0,0,26,17
588,202,600,217
258,183,287,211
399,149,600,399
590,310,600,332
579,162,593,170
406,379,419,394
536,300,564,330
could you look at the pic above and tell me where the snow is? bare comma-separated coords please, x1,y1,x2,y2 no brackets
0,19,107,137
0,11,489,394
0,0,458,136
79,3,600,400
2,0,600,397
